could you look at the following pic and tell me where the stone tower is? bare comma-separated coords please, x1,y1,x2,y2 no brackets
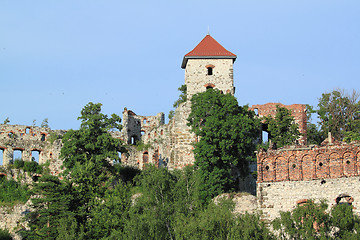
181,34,237,99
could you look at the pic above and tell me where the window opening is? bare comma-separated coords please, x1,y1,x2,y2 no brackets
206,85,213,89
254,108,259,116
25,128,30,134
13,149,22,162
130,136,137,145
143,119,147,124
143,152,149,164
31,150,40,163
41,134,46,141
207,67,213,75
141,130,145,136
8,132,14,138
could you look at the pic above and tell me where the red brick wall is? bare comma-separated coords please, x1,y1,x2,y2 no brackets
257,143,360,183
249,103,307,145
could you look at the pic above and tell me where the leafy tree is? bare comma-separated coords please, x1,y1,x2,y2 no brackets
85,183,132,239
272,200,331,239
0,177,30,207
174,198,274,240
263,105,300,148
124,165,177,240
187,88,260,202
330,203,360,239
21,175,78,239
317,89,360,141
305,104,324,145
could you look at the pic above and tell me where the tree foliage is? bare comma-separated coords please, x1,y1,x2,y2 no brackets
273,200,360,239
188,89,260,202
263,105,300,148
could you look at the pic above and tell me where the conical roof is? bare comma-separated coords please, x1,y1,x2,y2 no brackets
181,35,236,68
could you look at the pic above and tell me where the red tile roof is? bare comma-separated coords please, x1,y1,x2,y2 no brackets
182,35,236,68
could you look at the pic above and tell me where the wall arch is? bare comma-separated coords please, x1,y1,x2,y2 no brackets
302,155,314,180
329,152,342,178
343,151,356,176
315,153,329,179
262,158,275,182
275,156,288,181
289,155,302,181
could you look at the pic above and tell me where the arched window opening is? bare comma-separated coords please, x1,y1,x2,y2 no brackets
25,128,30,134
31,150,40,163
41,134,46,141
130,136,137,145
8,132,15,138
143,152,149,164
13,149,23,163
204,83,215,90
141,130,145,136
207,67,213,75
143,119,147,124
254,108,259,116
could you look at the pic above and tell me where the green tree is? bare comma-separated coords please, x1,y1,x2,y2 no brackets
306,104,324,145
187,89,260,202
263,105,300,148
317,89,360,141
21,175,78,239
330,203,360,239
272,200,331,239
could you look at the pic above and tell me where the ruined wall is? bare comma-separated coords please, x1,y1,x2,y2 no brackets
257,141,360,219
185,59,235,99
121,102,196,170
249,103,307,145
0,124,65,175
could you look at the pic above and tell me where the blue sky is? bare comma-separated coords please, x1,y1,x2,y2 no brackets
0,1,359,130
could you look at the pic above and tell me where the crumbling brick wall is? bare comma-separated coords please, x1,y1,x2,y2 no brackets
249,103,307,145
257,141,360,219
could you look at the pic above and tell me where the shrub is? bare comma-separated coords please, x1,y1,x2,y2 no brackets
13,159,24,168
0,228,12,240
0,178,30,206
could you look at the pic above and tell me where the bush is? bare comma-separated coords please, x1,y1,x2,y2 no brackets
0,178,30,206
0,228,12,240
23,161,42,174
13,159,24,168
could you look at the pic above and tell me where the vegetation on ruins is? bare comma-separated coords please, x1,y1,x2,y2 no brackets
262,105,301,148
0,177,30,207
306,89,360,144
187,88,260,203
168,84,187,119
0,228,12,240
273,200,360,239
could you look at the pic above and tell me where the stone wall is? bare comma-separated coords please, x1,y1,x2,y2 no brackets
257,141,360,219
0,124,65,175
185,59,235,99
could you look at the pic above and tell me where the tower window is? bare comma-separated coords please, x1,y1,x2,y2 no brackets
207,67,213,75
